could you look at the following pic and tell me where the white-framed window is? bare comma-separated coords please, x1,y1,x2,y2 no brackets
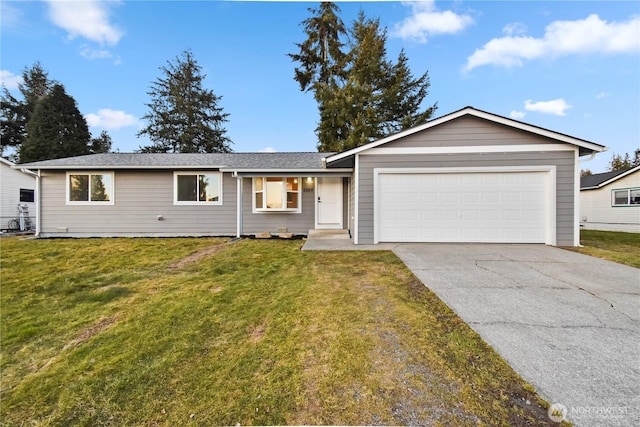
253,177,301,212
174,172,222,205
67,172,114,205
612,188,640,207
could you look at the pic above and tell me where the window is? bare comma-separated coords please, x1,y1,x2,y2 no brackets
612,188,640,206
253,177,301,212
174,172,222,205
67,173,114,204
20,189,35,203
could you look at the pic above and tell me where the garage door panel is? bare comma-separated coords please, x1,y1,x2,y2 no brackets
378,171,548,243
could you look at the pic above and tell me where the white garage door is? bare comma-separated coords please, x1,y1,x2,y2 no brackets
377,171,549,243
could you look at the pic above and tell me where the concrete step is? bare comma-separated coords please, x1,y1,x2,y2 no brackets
307,229,350,239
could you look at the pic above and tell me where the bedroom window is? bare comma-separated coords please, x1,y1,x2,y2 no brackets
67,172,114,204
253,177,301,212
612,188,640,206
174,172,222,205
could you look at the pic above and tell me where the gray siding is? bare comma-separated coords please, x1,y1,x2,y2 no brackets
389,116,560,148
357,151,576,245
241,177,315,235
40,170,237,237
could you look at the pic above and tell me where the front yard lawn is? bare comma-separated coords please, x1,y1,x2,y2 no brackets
566,229,640,268
1,237,558,426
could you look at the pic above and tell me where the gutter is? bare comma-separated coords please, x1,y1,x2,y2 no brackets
35,170,41,237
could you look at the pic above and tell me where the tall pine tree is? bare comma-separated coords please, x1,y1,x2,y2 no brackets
290,4,436,152
288,2,347,92
19,84,91,163
138,50,232,153
1,62,56,159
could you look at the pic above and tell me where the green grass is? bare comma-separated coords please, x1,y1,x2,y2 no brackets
565,229,640,268
1,237,560,426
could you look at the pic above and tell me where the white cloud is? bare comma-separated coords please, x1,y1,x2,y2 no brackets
393,0,474,43
85,109,140,130
503,22,527,36
524,99,572,116
258,147,277,153
0,70,23,90
465,14,640,71
46,0,123,45
80,45,113,60
596,91,609,99
1,2,23,29
510,110,526,119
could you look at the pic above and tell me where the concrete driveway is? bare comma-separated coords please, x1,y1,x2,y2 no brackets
393,244,640,427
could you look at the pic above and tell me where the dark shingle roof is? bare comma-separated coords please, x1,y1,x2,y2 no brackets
18,152,337,170
580,167,638,189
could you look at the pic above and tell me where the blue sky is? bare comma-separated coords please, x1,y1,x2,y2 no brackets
1,1,638,172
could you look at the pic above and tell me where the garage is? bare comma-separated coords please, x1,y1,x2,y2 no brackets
376,169,553,243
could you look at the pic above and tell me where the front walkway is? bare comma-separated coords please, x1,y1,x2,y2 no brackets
301,238,398,251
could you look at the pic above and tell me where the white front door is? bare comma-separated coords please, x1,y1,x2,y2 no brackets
316,177,343,229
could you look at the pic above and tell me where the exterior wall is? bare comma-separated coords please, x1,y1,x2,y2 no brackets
356,151,576,245
580,172,640,233
240,176,316,235
388,115,560,148
40,170,237,237
0,161,36,229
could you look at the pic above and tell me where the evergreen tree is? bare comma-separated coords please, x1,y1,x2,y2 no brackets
288,2,347,92
383,50,437,135
19,84,91,163
609,152,631,171
90,130,113,154
290,4,436,152
1,62,56,159
138,50,232,153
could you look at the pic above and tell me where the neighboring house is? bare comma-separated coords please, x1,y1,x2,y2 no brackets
18,106,606,246
580,166,640,233
1,157,37,231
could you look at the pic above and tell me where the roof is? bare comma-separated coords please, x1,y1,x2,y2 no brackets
16,152,341,172
1,157,38,176
580,166,640,190
326,106,606,164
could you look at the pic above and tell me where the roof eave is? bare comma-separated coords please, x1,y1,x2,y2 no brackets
221,168,353,173
23,164,229,170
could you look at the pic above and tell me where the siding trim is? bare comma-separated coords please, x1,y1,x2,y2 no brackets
574,148,581,246
236,176,242,237
354,154,360,244
364,144,573,155
372,166,557,245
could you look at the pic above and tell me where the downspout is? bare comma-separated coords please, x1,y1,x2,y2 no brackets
35,170,41,237
233,171,242,238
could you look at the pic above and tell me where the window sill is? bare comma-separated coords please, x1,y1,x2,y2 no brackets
253,209,301,214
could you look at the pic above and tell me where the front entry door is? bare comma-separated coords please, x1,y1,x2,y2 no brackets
316,177,343,229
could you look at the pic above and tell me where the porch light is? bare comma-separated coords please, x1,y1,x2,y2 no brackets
306,177,313,183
